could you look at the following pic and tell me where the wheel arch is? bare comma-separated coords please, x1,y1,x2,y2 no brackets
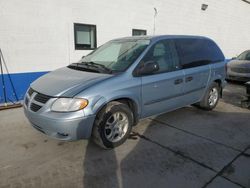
213,79,223,97
113,98,139,125
93,96,140,126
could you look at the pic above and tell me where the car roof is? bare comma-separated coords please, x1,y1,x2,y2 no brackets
242,50,250,53
112,35,210,42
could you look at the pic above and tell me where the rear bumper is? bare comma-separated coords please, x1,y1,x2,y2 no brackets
24,105,96,141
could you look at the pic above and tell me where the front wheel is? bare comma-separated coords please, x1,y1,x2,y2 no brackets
92,101,133,149
197,82,220,110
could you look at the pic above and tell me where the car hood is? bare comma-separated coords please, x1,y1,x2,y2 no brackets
31,67,113,97
227,60,250,68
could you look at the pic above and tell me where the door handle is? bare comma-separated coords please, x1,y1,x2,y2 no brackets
174,79,183,85
185,76,193,82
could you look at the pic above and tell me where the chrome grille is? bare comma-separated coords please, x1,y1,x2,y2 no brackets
30,103,42,112
26,88,52,112
231,67,250,73
34,93,51,104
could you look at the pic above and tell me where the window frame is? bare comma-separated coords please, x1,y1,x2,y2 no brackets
132,29,147,36
133,39,181,77
237,50,250,60
245,52,250,60
74,23,97,50
174,38,225,69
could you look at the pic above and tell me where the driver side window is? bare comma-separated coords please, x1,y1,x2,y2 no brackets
141,39,180,74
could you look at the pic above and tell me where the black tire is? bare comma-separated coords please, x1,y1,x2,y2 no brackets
197,82,220,111
92,101,133,149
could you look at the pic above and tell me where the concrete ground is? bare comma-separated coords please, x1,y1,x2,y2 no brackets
0,82,249,188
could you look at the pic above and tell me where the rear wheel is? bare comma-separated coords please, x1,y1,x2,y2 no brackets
197,82,220,110
92,101,133,149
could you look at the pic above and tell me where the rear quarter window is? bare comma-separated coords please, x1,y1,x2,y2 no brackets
175,38,225,69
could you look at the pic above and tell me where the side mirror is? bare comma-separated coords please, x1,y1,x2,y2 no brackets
136,61,159,76
232,57,236,60
82,56,85,59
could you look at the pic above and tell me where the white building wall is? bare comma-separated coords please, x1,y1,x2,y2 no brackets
0,0,249,74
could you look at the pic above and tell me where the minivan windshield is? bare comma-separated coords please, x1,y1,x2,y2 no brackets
79,39,150,73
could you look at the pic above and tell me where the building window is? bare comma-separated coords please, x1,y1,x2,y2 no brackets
132,29,147,36
74,23,97,50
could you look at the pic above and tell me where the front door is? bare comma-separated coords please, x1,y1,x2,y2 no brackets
139,39,185,118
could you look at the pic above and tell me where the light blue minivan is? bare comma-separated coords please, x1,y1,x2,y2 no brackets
24,35,226,148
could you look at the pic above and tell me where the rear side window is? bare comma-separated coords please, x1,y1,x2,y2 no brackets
175,38,225,69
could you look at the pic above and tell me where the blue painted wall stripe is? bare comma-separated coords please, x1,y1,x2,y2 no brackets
0,71,48,103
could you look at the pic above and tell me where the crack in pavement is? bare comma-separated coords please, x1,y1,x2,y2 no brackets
151,118,242,153
149,118,250,187
132,131,217,172
133,130,247,188
132,117,249,188
202,146,250,188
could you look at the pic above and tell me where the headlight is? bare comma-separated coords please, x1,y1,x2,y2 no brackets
51,98,88,112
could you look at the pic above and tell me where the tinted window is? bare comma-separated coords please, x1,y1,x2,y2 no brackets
175,38,225,69
140,40,180,74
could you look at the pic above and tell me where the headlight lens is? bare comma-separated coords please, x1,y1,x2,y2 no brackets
51,98,88,112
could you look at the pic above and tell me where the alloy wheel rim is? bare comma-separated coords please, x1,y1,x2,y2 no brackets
208,88,218,106
104,112,129,143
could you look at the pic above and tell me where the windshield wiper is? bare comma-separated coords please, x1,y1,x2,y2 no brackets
68,63,100,73
82,61,113,74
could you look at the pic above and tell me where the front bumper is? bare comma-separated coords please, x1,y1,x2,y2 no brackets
23,104,96,141
226,75,250,82
227,69,250,82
